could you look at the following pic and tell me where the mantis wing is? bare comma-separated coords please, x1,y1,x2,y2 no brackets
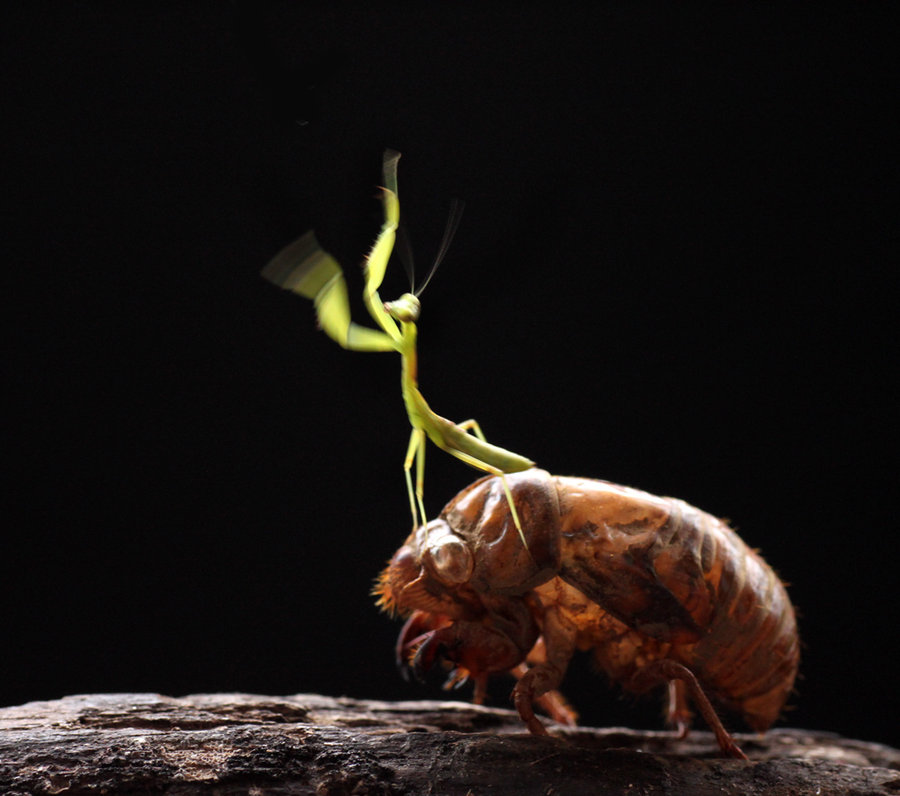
262,230,396,352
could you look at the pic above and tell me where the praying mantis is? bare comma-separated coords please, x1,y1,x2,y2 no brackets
261,150,534,543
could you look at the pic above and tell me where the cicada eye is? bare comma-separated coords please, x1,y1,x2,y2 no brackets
424,535,473,585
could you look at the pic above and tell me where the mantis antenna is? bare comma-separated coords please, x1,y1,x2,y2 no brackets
262,150,534,546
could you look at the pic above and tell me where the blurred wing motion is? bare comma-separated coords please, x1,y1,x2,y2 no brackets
262,230,395,352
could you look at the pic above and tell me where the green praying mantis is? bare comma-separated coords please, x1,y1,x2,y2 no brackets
261,150,534,544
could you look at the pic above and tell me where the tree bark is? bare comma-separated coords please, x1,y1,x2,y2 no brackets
2,693,897,795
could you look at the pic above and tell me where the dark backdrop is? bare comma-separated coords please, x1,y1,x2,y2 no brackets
5,3,897,747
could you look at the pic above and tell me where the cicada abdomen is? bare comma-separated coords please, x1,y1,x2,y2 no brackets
549,476,799,733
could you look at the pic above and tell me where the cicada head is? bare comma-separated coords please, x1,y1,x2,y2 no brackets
373,518,479,620
378,518,543,687
375,471,564,618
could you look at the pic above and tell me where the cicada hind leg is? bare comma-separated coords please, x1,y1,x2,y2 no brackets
629,660,748,761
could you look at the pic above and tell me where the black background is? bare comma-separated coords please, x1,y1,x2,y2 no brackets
5,4,897,747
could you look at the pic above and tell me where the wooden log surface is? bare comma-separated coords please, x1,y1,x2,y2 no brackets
2,693,898,795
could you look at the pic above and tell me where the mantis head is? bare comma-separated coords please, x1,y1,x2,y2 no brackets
384,293,421,323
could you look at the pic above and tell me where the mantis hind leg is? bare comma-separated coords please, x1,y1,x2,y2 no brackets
456,419,528,550
404,428,427,530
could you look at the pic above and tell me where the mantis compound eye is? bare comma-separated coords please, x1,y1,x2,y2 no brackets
424,535,473,585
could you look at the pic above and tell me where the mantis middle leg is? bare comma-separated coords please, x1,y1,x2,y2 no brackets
404,427,428,530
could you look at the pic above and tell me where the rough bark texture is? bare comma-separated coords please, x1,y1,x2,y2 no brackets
2,693,898,795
